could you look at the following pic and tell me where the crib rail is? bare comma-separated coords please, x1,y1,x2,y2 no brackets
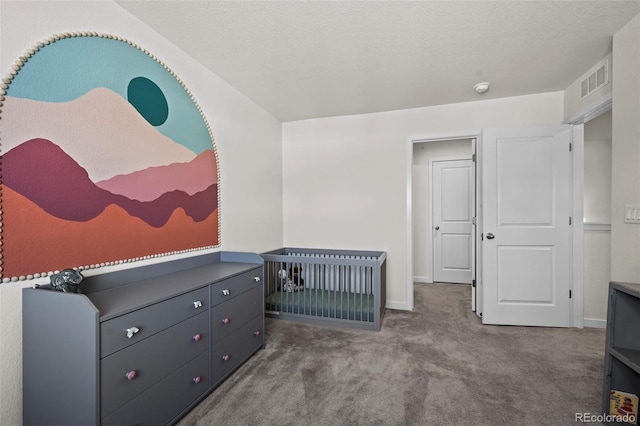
261,248,386,331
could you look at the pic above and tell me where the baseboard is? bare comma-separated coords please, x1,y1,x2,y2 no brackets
413,276,433,283
583,318,606,328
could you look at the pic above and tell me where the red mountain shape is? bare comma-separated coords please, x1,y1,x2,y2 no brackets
95,149,217,202
1,185,218,278
2,138,217,227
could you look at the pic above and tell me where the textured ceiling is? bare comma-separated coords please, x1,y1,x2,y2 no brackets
116,1,640,122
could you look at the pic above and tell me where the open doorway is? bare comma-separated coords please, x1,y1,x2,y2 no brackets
409,124,586,326
411,139,473,284
582,109,612,328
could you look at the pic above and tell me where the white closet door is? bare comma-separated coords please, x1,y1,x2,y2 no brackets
433,159,473,284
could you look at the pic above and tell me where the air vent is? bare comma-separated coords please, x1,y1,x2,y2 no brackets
580,58,609,100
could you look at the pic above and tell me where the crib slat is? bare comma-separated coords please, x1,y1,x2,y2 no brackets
358,265,361,319
337,263,341,319
316,265,326,317
343,263,347,319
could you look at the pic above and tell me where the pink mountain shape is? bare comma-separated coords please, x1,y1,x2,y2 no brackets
95,149,218,202
2,88,198,182
2,138,217,227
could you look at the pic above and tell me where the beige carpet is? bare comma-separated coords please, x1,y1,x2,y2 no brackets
178,282,606,426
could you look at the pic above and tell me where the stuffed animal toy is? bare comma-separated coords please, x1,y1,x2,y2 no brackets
289,266,304,289
278,266,304,292
36,269,85,293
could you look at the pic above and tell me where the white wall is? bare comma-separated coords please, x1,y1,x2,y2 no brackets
282,92,564,310
611,13,640,283
583,231,611,323
584,111,612,224
412,140,472,282
0,2,283,424
572,13,640,323
583,111,612,325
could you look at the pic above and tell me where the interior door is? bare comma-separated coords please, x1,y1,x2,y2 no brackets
481,125,572,327
433,159,473,284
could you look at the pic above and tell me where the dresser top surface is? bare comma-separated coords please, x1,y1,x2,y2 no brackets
610,281,640,298
87,261,261,321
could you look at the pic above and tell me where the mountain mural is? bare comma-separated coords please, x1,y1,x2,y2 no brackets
2,138,217,228
1,35,220,280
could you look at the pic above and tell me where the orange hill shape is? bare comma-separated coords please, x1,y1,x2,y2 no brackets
1,185,218,278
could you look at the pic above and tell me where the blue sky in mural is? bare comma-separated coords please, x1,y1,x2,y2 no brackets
8,36,211,154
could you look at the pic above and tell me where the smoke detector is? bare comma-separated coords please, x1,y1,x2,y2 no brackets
474,82,490,94
473,81,491,93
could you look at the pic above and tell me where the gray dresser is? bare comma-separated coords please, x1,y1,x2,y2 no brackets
23,251,264,426
601,281,640,424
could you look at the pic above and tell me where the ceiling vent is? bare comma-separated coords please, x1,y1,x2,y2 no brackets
580,58,609,100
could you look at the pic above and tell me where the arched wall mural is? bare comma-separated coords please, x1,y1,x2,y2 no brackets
0,32,220,283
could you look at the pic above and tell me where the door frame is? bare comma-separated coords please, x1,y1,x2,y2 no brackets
407,130,481,312
570,125,585,328
429,157,474,286
407,129,584,327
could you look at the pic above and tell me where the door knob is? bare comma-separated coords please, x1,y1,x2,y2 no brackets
486,233,495,240
435,226,440,230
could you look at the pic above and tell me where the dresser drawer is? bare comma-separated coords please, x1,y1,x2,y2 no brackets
101,286,209,357
101,312,209,418
102,351,209,426
212,285,263,342
212,314,264,385
211,268,262,306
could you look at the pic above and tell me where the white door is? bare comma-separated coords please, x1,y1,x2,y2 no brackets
432,159,474,284
481,125,572,327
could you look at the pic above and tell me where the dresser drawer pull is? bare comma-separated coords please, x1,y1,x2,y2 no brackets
126,327,140,339
193,376,202,384
254,276,261,282
192,333,202,342
222,289,230,296
221,318,230,325
126,370,137,381
222,354,230,362
254,330,261,336
193,300,203,309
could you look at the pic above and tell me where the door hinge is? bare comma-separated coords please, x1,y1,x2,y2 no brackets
569,143,572,152
472,279,476,288
569,290,572,299
472,217,477,225
569,216,572,225
472,153,476,162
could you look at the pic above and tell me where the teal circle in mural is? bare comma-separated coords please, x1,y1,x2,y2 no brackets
127,77,169,126
6,35,212,155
